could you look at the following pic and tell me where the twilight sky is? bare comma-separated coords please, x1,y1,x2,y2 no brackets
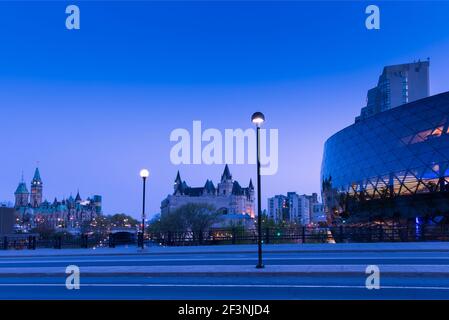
1,1,449,218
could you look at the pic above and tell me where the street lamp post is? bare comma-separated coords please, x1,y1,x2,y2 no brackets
139,168,149,249
252,112,265,269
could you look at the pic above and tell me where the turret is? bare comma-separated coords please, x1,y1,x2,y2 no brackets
248,179,255,199
174,171,184,194
14,174,29,208
75,190,82,203
218,164,233,196
203,180,216,195
221,164,232,182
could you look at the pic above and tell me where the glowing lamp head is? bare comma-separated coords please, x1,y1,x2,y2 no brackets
140,169,150,179
251,112,265,126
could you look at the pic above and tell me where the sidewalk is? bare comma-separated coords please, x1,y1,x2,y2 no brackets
0,264,448,277
0,242,449,258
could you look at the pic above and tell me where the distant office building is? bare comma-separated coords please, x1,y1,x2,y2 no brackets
311,203,327,224
267,195,289,223
14,168,102,229
356,61,429,122
287,192,310,225
304,193,318,217
268,192,322,225
161,165,255,218
0,201,13,208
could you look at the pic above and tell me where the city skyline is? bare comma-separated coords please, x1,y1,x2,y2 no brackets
12,166,100,206
1,2,449,218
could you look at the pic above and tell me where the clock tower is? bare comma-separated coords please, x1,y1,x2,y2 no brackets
30,167,43,208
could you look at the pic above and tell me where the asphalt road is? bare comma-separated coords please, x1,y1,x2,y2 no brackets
0,248,448,299
1,251,449,267
1,275,449,299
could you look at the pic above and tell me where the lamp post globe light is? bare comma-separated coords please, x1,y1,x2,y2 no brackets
140,169,150,179
139,168,149,249
251,112,265,126
251,112,265,269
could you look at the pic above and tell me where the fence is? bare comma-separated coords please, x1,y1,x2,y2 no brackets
1,224,448,249
149,224,449,246
0,233,107,250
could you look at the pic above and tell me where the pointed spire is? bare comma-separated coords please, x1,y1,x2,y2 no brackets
221,164,232,181
32,167,42,184
174,171,184,194
75,190,82,202
175,170,182,183
249,179,254,189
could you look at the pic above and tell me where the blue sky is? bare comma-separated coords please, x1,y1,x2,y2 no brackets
1,1,449,217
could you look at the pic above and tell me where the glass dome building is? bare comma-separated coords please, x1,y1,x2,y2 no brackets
321,91,449,223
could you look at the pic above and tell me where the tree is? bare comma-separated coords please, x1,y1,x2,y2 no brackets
149,203,222,233
31,223,57,240
86,215,110,235
149,211,188,233
184,203,222,232
109,213,138,228
147,204,222,245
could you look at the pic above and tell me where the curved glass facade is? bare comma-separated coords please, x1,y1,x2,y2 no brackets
321,92,449,220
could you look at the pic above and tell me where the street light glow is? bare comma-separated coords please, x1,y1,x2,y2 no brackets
251,112,265,126
140,169,150,178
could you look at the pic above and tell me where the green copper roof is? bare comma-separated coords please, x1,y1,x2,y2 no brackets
15,182,29,194
32,167,42,183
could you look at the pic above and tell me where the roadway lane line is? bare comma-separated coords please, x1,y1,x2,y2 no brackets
0,283,448,290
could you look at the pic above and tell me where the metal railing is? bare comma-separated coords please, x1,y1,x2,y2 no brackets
0,234,107,250
148,225,449,246
1,224,448,249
